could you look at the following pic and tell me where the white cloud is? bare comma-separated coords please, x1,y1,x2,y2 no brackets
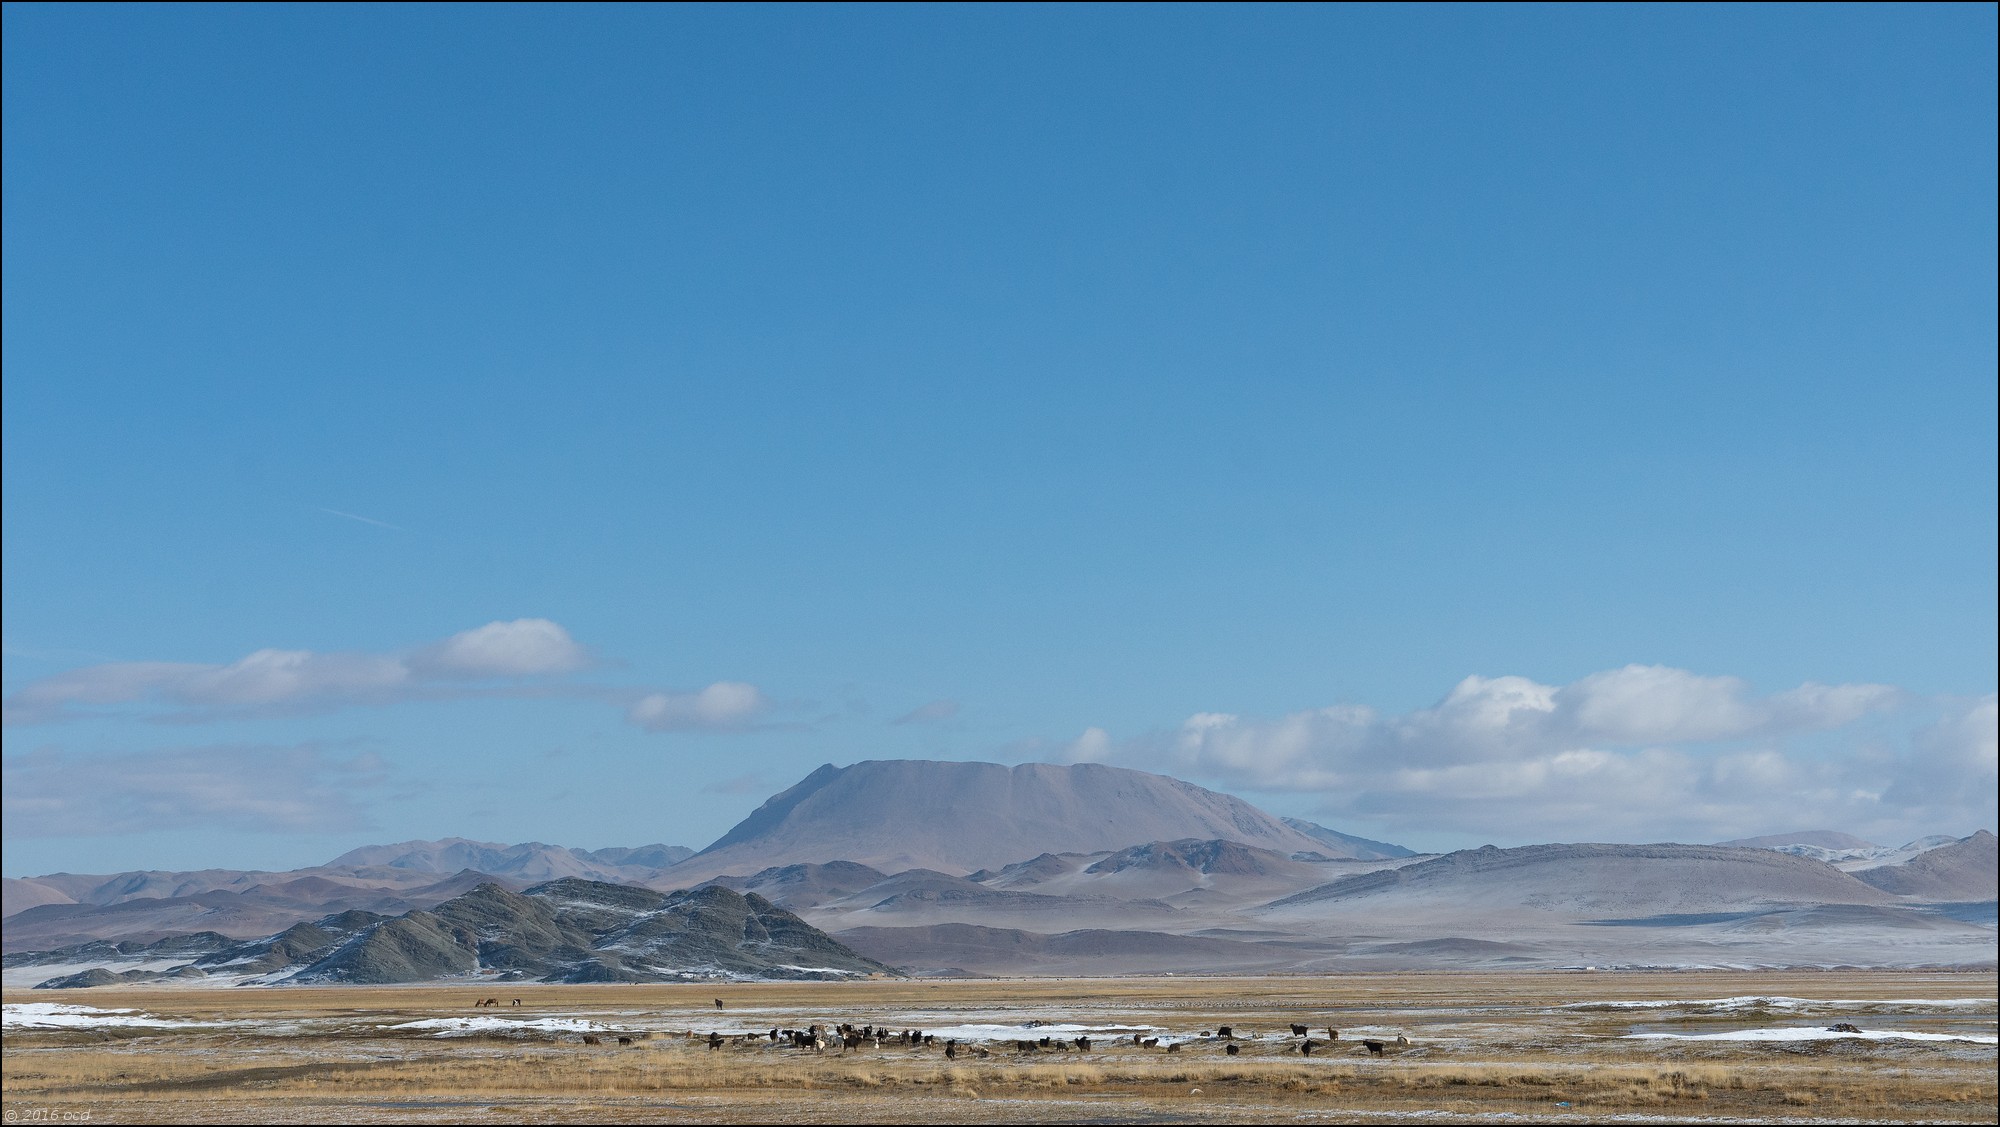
4,619,590,725
1098,666,1983,846
628,682,765,732
2,743,387,837
410,619,590,678
1057,726,1114,764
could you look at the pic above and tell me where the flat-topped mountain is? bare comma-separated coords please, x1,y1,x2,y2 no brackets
672,760,1337,879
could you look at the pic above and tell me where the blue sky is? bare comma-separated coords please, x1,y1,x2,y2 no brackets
4,4,1994,876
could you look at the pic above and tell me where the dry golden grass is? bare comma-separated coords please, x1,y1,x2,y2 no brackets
6,970,1994,1123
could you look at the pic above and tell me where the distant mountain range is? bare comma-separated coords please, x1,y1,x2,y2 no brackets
4,759,1992,980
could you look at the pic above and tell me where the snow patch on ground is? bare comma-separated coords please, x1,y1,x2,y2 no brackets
1566,995,1990,1012
1627,1026,1997,1044
908,1021,1157,1042
384,1016,610,1037
2,1003,223,1030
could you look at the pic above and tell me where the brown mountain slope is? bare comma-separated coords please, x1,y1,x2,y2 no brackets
1852,831,1998,901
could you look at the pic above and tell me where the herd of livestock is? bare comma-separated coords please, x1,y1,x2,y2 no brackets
533,1003,1416,1058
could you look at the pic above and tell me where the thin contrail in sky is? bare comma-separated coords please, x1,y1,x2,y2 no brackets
320,508,402,530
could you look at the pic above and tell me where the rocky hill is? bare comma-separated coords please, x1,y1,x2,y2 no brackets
22,879,889,988
3,839,694,952
0,869,516,953
960,839,1344,908
1851,831,1998,901
1282,819,1416,860
326,838,693,880
1264,842,1900,917
671,760,1337,878
703,861,892,908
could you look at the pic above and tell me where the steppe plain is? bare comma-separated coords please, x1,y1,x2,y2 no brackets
5,971,1995,1124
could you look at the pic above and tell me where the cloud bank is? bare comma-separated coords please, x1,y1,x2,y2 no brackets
627,682,766,731
3,619,765,734
1064,665,1992,846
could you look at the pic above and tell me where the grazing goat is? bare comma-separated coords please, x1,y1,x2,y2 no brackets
714,998,725,1010
582,1035,602,1045
1325,1027,1339,1040
1225,1043,1240,1056
618,1036,634,1047
1165,1041,1182,1053
1074,1036,1091,1052
1299,1039,1318,1056
1290,1024,1309,1036
1362,1039,1386,1056
1217,1025,1235,1040
944,1040,958,1060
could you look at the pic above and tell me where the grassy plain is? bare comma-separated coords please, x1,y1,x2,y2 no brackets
4,971,1995,1123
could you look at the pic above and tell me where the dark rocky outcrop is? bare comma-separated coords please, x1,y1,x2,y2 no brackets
288,879,891,984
